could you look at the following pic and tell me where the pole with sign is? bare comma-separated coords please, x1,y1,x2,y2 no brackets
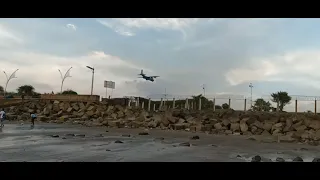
104,81,115,99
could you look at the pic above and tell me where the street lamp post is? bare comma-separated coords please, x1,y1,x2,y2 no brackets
249,83,253,109
58,67,72,93
3,69,19,96
86,66,94,95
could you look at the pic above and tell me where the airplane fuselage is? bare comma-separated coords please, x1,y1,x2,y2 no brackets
141,75,154,82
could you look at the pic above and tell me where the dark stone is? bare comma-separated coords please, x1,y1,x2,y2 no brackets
114,140,123,143
65,133,75,137
312,158,320,162
236,155,242,158
105,130,109,132
138,132,149,135
211,144,218,147
75,134,85,137
106,149,111,151
154,137,164,141
51,135,59,138
190,135,200,140
94,134,103,137
293,157,303,162
62,137,67,139
251,155,261,162
122,134,131,137
276,157,285,162
178,142,191,147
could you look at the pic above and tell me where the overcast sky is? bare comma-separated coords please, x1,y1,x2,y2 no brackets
1,18,320,111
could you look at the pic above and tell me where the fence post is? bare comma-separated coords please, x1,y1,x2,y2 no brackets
148,98,151,111
295,99,297,113
172,98,176,109
276,101,279,112
199,97,202,111
186,98,189,110
128,100,131,107
160,98,163,110
315,98,317,115
137,97,140,107
244,98,247,111
153,103,156,111
141,101,145,109
191,101,194,109
135,98,138,107
228,98,231,109
213,98,216,111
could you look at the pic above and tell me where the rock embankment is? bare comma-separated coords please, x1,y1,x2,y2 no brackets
4,100,320,145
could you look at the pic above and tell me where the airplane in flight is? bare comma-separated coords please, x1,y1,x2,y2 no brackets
138,70,159,82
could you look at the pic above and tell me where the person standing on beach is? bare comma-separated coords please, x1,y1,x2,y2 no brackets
30,112,37,127
0,108,6,128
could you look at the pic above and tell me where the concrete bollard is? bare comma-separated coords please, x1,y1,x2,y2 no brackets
228,98,231,109
128,100,131,107
276,101,279,112
135,98,138,107
148,98,151,111
172,98,176,109
185,98,188,109
213,98,216,111
315,99,317,115
160,98,163,110
153,103,156,111
141,101,145,109
244,99,247,111
295,99,297,113
186,99,189,110
137,97,140,107
199,98,202,111
191,101,194,109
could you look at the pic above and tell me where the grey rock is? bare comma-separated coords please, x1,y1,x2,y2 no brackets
276,157,285,162
293,157,303,162
251,155,261,162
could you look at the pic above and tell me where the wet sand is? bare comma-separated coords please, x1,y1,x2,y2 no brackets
0,123,320,162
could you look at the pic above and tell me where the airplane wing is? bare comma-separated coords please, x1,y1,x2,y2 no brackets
151,76,159,78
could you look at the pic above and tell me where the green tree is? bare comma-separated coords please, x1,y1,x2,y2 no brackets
192,94,213,109
17,85,35,96
61,89,78,95
271,91,292,111
222,103,229,109
215,105,222,110
253,98,272,111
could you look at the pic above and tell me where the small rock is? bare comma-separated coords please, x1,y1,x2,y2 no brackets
312,158,320,162
62,137,67,139
276,157,285,162
105,130,109,132
251,155,261,162
75,134,85,137
155,137,164,141
65,134,75,137
179,142,191,147
114,140,123,143
106,149,111,151
299,148,308,151
293,157,303,162
94,134,103,137
190,135,200,140
211,144,218,147
51,135,59,138
138,131,149,135
122,134,131,137
236,155,242,158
